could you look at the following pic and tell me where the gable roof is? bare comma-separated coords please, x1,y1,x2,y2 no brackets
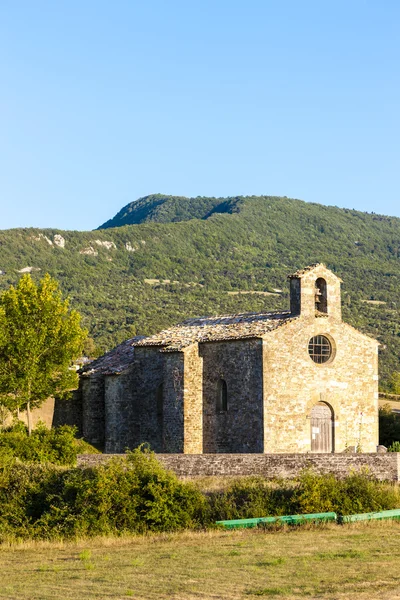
134,310,294,352
80,336,142,377
288,263,343,282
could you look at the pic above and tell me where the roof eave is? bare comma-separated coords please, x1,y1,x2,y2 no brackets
288,263,343,283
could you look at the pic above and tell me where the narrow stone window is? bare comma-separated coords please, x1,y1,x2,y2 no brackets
216,379,228,412
156,383,163,417
315,278,328,313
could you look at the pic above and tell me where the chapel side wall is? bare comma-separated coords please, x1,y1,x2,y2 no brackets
163,352,185,453
201,339,263,453
263,319,379,453
104,373,133,453
130,347,164,452
52,390,82,434
81,376,105,448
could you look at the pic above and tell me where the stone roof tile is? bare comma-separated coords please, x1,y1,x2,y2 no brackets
288,263,324,278
80,336,144,376
134,310,294,352
288,263,342,282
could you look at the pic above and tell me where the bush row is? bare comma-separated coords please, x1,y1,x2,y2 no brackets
1,448,400,541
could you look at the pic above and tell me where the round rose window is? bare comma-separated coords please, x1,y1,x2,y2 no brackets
308,335,332,364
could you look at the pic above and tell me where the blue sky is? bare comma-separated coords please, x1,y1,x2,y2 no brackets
1,0,399,230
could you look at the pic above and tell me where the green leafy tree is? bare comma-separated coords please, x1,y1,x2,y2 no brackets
0,274,87,434
390,372,400,395
379,404,400,447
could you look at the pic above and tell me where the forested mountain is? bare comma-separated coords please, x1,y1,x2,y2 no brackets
1,194,400,389
98,194,240,228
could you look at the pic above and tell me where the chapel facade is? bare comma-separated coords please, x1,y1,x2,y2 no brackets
78,264,379,454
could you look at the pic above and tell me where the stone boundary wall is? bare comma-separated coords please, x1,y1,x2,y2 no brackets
77,453,400,481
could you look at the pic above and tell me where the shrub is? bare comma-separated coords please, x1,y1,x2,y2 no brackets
206,477,294,522
291,470,400,515
0,462,59,539
0,422,97,466
379,405,400,447
123,447,207,531
39,448,206,537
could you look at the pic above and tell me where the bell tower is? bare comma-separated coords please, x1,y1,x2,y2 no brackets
289,264,342,321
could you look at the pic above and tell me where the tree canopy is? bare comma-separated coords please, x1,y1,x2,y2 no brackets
0,274,87,433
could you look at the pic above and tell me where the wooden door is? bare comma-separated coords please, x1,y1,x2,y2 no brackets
310,402,333,453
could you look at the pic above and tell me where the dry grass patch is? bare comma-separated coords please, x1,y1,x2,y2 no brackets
1,523,400,599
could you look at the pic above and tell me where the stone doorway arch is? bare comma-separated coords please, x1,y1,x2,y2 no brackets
310,402,334,453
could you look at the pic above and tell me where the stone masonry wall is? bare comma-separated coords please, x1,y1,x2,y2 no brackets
183,345,203,453
81,376,105,447
201,339,263,453
289,278,301,316
131,347,164,452
263,319,378,453
83,346,165,453
295,266,342,321
77,453,400,481
104,373,133,453
163,352,185,452
53,391,82,434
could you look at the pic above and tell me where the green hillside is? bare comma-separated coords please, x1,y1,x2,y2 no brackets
1,194,400,389
98,194,240,228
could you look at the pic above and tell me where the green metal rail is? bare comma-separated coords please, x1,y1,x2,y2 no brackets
216,512,337,529
216,508,400,529
340,508,400,523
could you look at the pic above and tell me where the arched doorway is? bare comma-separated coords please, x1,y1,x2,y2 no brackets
310,402,334,453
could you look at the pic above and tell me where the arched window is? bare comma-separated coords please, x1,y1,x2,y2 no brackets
315,278,328,313
216,379,228,412
156,383,163,417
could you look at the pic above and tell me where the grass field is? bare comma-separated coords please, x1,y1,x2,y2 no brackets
2,523,400,599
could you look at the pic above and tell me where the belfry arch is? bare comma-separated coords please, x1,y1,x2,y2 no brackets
315,278,328,313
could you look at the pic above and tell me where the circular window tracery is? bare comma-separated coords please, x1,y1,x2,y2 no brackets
308,335,332,364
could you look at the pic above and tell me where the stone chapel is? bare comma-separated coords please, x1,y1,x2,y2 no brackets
77,264,379,454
